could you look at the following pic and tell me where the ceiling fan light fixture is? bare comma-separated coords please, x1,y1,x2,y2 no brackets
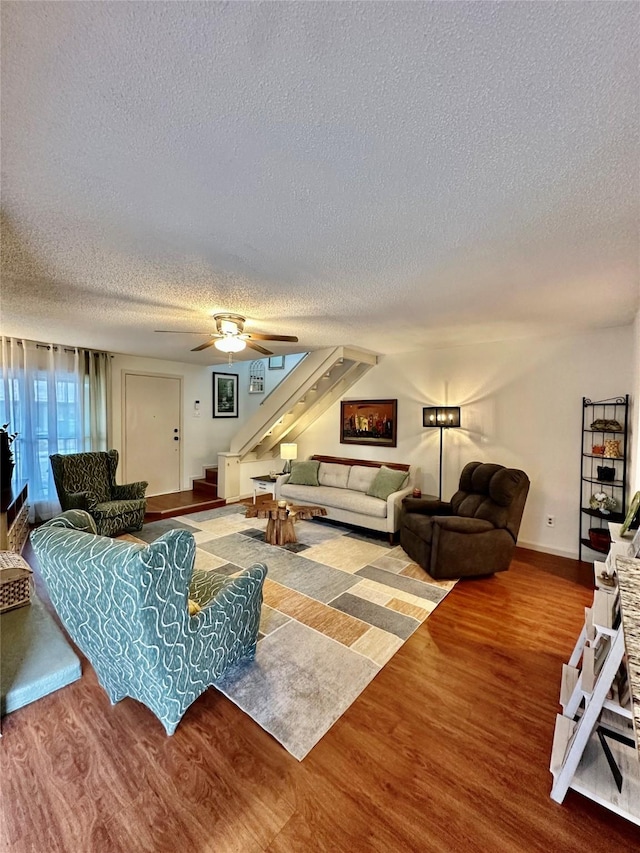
214,337,246,353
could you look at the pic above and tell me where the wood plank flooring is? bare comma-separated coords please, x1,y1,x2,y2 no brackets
144,489,225,520
2,544,639,852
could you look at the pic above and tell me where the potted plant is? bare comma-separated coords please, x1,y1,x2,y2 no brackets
1,423,18,491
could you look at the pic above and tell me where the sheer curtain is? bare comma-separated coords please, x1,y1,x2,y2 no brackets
0,337,111,521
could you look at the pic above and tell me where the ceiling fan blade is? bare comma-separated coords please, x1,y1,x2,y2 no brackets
246,340,273,356
191,339,218,352
155,330,215,334
245,333,299,342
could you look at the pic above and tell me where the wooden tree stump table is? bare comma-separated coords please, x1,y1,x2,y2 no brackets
245,501,327,546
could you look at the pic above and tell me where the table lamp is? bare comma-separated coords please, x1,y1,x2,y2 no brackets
280,442,298,474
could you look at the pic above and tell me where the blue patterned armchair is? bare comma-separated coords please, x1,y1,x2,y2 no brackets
30,510,267,734
50,449,147,536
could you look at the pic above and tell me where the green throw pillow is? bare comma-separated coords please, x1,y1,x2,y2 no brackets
366,466,408,500
287,460,320,486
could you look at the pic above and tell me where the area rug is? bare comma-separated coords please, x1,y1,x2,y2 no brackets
135,505,456,760
1,594,81,715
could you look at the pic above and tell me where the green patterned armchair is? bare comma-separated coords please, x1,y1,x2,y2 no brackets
50,449,147,536
30,510,267,734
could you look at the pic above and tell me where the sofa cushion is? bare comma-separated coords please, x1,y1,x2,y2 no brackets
318,462,350,489
366,466,408,501
347,465,379,493
280,483,388,518
287,459,320,486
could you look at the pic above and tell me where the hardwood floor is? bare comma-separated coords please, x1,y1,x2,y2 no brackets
2,545,639,852
145,489,225,520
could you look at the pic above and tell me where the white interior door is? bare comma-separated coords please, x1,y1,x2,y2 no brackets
123,373,182,495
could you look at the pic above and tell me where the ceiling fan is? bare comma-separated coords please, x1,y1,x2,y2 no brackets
155,313,298,356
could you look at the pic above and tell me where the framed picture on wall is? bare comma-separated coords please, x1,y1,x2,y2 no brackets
340,399,397,447
248,360,265,393
212,372,238,418
268,355,285,370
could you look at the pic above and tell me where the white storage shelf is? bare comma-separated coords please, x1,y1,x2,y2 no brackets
550,521,640,825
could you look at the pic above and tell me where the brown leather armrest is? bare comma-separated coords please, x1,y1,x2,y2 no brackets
433,516,495,534
402,497,452,515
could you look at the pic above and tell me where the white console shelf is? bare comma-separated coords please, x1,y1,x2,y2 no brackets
550,522,640,824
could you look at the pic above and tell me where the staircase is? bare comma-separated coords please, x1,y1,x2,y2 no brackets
193,466,219,498
217,346,377,500
144,467,225,521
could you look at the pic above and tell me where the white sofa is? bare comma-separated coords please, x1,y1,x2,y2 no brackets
274,455,417,543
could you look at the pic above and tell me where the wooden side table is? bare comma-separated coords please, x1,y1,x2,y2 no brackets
245,500,327,545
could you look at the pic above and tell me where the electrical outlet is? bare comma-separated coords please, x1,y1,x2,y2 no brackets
546,515,555,528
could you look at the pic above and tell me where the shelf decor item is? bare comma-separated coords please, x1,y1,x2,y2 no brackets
597,466,616,482
589,492,617,514
592,444,605,455
588,527,611,553
604,439,622,458
590,418,623,432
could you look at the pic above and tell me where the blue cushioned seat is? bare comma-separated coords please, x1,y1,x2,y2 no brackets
30,510,267,734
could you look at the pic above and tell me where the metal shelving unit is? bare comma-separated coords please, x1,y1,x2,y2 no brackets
579,396,629,562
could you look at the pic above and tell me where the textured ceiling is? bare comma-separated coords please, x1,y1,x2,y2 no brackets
1,2,639,364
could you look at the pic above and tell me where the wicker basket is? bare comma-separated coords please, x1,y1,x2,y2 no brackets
0,551,33,613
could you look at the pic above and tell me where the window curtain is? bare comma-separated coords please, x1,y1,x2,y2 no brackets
0,337,111,521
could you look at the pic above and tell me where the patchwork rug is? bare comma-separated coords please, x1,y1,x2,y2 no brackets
134,505,455,760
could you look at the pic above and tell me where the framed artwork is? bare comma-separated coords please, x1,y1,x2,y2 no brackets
212,372,238,418
248,360,265,394
268,355,285,370
340,399,397,447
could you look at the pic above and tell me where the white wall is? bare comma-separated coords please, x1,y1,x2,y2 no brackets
295,326,635,558
111,352,305,490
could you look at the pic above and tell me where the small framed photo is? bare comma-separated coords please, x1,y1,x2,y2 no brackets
212,372,238,418
268,355,285,370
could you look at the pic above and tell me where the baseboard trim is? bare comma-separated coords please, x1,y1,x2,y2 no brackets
517,540,578,561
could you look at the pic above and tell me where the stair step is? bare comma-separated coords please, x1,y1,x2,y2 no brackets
204,466,218,484
145,494,225,521
193,478,219,496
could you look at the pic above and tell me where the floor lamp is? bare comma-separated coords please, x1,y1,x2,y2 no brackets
423,407,461,499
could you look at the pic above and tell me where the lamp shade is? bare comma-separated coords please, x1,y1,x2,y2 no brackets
280,443,298,461
423,406,461,429
214,337,247,353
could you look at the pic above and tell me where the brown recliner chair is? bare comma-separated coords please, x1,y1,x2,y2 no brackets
400,461,530,579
